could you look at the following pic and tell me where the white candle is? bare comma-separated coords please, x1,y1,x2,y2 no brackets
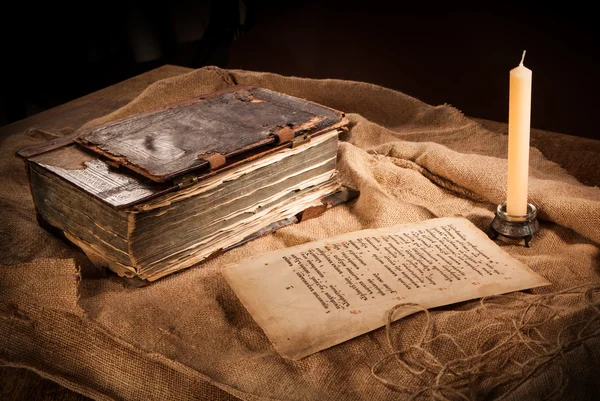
506,51,532,217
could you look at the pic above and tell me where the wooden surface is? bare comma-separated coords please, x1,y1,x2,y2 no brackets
1,64,599,401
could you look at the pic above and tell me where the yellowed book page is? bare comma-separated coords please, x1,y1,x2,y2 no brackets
222,217,550,360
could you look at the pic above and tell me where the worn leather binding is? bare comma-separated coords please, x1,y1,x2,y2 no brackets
18,85,357,281
74,85,347,182
19,85,350,209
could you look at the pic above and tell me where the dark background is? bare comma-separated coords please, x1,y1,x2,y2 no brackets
2,0,599,140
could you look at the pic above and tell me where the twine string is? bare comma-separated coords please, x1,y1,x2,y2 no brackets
371,283,600,400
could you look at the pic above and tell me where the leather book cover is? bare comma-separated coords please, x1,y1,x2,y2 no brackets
74,85,346,182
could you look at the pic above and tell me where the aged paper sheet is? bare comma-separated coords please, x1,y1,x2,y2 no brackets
222,217,550,360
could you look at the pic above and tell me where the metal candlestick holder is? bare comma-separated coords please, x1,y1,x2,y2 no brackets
489,202,539,247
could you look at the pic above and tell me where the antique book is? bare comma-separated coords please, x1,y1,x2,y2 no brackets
18,86,353,281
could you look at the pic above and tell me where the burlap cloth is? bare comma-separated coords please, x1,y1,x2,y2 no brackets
1,67,599,400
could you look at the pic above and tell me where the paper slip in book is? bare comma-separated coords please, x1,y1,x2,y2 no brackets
18,86,354,281
222,217,550,360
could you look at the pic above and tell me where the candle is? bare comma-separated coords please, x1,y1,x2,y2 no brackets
506,51,532,217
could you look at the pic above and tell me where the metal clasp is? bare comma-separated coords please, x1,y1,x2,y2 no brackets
174,174,199,189
291,134,311,148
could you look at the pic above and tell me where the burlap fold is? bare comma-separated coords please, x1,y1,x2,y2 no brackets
1,66,599,400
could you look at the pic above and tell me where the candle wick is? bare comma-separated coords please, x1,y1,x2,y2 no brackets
520,50,527,66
